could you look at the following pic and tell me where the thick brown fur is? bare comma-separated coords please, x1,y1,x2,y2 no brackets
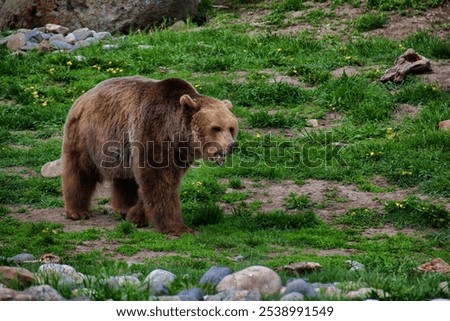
62,76,238,236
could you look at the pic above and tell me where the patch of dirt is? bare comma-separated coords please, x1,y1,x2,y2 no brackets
394,104,420,122
70,238,179,263
362,226,418,237
368,3,450,40
220,178,417,223
303,248,358,257
0,166,39,178
417,61,450,92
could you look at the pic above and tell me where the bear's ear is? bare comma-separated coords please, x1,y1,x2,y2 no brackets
223,99,233,110
180,94,200,112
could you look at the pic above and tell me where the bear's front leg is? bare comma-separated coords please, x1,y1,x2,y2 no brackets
136,167,193,236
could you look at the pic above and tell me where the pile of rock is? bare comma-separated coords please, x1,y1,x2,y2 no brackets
0,23,115,53
1,253,448,301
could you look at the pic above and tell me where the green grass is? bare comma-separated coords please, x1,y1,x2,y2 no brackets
0,1,449,301
354,12,389,32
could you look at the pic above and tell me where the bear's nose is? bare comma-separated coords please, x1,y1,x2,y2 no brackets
228,142,239,154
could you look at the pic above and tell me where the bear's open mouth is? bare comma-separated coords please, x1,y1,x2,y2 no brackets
214,153,225,166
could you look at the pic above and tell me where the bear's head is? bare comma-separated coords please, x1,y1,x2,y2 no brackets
181,94,238,166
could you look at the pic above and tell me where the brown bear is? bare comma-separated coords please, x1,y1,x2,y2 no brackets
61,76,238,236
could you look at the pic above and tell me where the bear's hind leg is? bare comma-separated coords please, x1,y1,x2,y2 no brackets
62,157,99,220
111,178,139,218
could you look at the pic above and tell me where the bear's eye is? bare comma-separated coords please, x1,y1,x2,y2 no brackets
212,126,221,133
230,127,235,135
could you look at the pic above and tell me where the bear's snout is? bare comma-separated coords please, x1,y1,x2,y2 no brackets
228,141,239,154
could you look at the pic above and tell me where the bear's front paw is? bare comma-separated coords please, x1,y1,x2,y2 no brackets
163,225,195,237
66,211,94,220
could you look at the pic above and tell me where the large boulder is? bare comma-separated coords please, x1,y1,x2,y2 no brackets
0,0,199,32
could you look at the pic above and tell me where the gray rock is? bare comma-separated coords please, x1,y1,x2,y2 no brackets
199,266,232,286
49,34,65,42
8,253,35,263
439,281,449,294
20,41,38,51
37,263,84,286
76,37,98,48
104,275,141,291
25,30,44,43
50,40,74,51
103,44,119,50
23,285,65,301
6,32,26,51
73,27,90,33
346,260,365,271
431,298,450,301
74,30,94,41
94,31,112,41
179,288,204,301
0,287,18,300
70,296,91,301
170,20,187,31
280,292,304,301
64,33,77,44
222,290,261,301
45,23,70,35
216,265,282,296
144,269,176,296
285,279,312,296
345,287,388,299
138,45,154,50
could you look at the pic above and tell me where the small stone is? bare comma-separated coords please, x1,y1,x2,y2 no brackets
431,298,450,301
144,269,176,295
280,292,304,301
23,285,65,301
73,27,90,33
7,33,26,51
284,279,312,296
346,260,365,271
207,290,261,301
76,37,98,47
439,120,450,132
416,258,450,274
233,255,245,262
324,285,342,298
20,41,38,51
0,266,35,286
170,20,187,31
25,30,44,43
49,34,65,42
104,275,141,291
65,33,77,44
179,288,204,301
345,287,388,299
439,281,449,294
103,44,119,50
17,28,32,33
75,55,86,62
50,40,74,51
37,263,84,285
93,31,112,41
138,45,154,50
199,266,232,286
216,265,282,296
0,287,18,300
38,40,52,53
74,30,94,41
41,158,63,177
8,253,35,263
306,119,319,127
45,23,70,35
